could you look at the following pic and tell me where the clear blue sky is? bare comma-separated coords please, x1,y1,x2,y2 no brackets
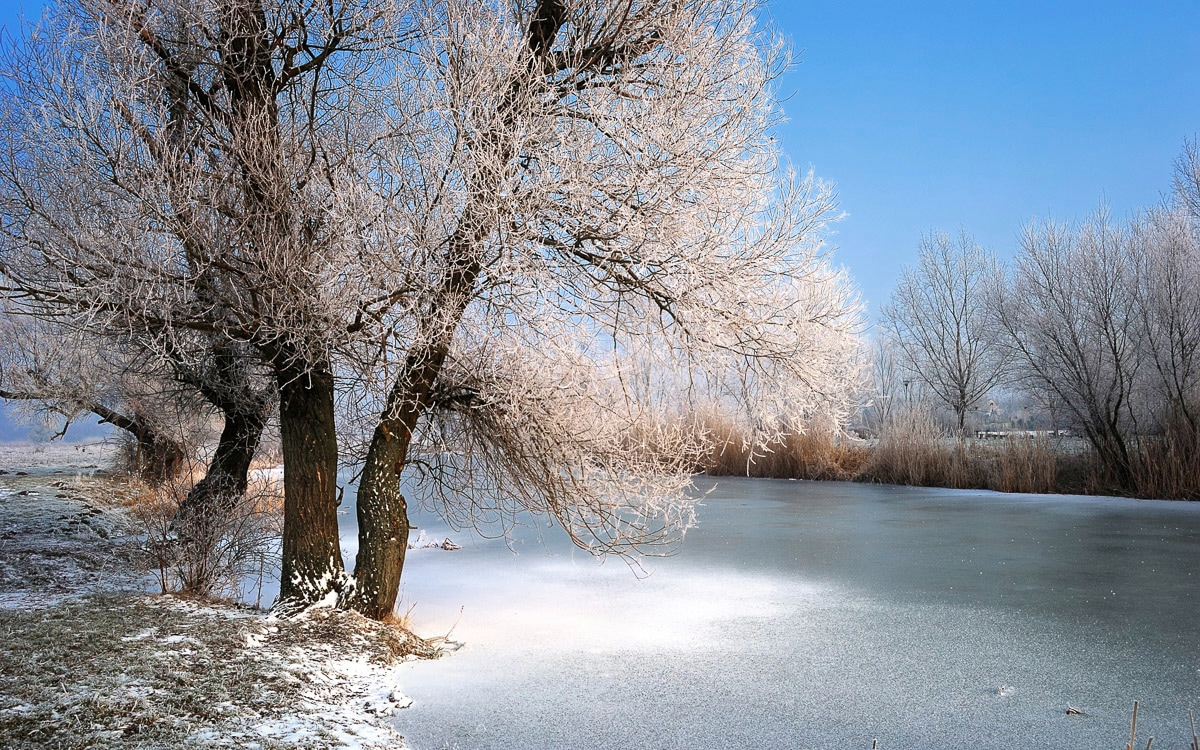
768,0,1200,319
0,0,1197,436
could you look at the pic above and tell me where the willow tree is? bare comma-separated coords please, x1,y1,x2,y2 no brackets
2,0,863,619
0,0,402,608
342,0,863,618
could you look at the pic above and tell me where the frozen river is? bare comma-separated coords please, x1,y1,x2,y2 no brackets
343,479,1200,749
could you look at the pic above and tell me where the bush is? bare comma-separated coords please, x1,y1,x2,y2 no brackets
128,472,283,605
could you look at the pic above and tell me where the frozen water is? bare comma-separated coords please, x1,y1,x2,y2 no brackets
252,476,1200,747
379,479,1200,749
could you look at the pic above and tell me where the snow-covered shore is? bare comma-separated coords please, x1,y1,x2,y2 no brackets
0,446,437,749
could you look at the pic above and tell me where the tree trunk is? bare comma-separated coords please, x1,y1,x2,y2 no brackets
350,320,463,618
175,409,265,522
350,301,471,618
351,422,412,620
349,0,568,618
170,407,267,595
1085,420,1134,492
274,362,346,613
86,401,187,484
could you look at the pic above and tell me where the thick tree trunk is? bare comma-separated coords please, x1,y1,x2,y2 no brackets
274,363,346,613
175,409,265,522
350,323,461,619
351,422,412,620
349,0,569,619
350,316,466,618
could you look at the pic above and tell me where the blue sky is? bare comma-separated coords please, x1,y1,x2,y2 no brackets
0,0,1197,437
768,0,1200,318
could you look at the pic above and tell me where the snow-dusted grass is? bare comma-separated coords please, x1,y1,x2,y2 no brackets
0,592,441,744
0,448,441,749
0,440,109,471
0,594,435,749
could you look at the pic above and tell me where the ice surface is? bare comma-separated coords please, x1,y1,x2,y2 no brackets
376,478,1200,749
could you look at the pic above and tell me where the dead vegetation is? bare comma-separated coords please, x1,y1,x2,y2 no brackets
692,409,1198,499
695,414,868,481
125,471,284,605
0,461,443,749
0,593,440,749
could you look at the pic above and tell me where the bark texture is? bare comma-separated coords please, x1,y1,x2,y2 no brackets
275,362,346,612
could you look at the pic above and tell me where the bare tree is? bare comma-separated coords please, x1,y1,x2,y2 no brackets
0,303,277,589
1,0,864,619
996,212,1141,486
167,341,276,584
882,230,1006,435
1129,206,1200,439
858,331,903,433
0,0,406,609
0,310,197,481
1173,136,1200,221
338,0,864,617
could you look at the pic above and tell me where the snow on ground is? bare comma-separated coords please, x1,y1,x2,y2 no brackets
0,440,109,471
0,442,148,609
0,444,439,749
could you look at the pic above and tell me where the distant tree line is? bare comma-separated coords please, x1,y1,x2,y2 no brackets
877,142,1200,498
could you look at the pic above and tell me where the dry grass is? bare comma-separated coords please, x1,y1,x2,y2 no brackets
990,435,1059,494
0,593,440,749
111,464,286,603
697,414,867,480
686,407,1198,500
854,409,972,488
854,411,1097,494
0,468,443,750
1131,424,1200,500
853,412,1197,499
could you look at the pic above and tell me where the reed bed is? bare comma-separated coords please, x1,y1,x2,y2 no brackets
685,408,1198,500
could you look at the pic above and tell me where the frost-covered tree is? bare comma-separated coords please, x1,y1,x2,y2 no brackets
1173,136,1200,221
0,308,198,480
1129,205,1200,440
855,331,903,434
337,0,864,618
882,230,1006,435
996,212,1142,486
0,0,405,609
0,0,863,618
0,302,276,588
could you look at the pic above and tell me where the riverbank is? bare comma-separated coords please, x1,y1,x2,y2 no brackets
700,427,1200,500
0,444,437,750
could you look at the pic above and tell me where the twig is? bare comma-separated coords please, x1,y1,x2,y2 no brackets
1126,700,1139,750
